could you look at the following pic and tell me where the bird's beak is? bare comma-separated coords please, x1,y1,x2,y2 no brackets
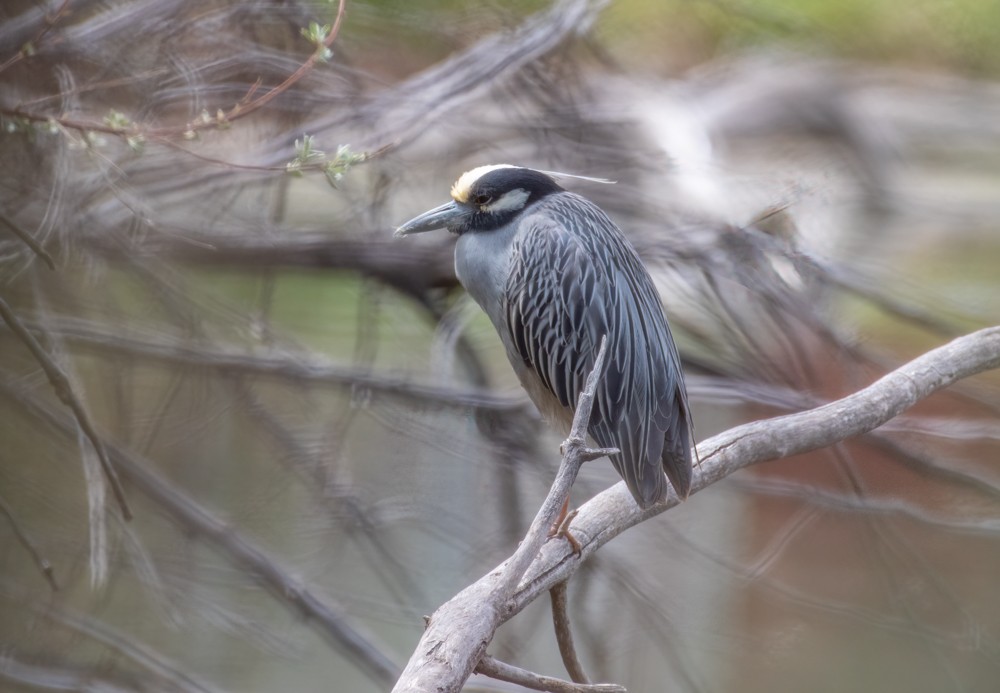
394,200,469,237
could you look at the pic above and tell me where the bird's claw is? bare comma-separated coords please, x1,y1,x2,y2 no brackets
547,508,582,556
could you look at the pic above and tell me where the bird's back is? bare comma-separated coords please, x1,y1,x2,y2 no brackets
498,192,692,507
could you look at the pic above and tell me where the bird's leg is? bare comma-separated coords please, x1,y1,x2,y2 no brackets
547,496,582,556
548,497,570,536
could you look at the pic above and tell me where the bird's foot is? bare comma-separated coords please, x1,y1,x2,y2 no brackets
547,502,582,556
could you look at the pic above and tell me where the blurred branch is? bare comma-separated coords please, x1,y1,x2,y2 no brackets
0,654,136,692
304,0,611,152
0,585,222,693
394,326,1000,692
0,211,56,270
5,315,521,411
93,231,459,294
0,495,58,592
819,262,967,337
227,376,431,608
0,0,348,141
0,294,131,520
0,0,72,75
0,376,402,687
731,477,1000,537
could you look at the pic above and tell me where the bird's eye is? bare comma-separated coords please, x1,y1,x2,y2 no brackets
474,194,492,206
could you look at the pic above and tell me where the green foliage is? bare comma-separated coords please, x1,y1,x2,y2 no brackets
600,0,1000,75
286,134,325,176
324,145,367,188
286,136,366,188
102,110,131,131
301,21,334,61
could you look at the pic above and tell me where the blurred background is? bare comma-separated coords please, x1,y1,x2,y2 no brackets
2,0,1000,691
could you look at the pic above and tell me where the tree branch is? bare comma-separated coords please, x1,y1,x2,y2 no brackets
393,326,1000,691
475,655,626,693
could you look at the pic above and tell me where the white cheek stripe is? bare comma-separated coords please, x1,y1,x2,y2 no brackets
485,188,530,213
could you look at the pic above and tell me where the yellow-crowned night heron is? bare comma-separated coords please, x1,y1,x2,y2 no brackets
395,165,692,508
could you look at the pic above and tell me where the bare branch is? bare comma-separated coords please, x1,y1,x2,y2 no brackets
394,326,1000,691
476,654,626,693
498,336,610,589
693,326,1000,486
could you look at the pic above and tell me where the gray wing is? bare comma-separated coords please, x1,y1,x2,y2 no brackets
504,196,692,507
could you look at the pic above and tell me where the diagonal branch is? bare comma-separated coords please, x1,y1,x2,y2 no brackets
0,493,58,591
0,211,56,270
393,326,1000,692
0,295,131,519
497,335,610,591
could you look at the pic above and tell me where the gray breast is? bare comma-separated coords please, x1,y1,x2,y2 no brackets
453,212,576,432
454,221,520,329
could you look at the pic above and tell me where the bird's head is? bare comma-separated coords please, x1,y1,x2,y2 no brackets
394,165,563,237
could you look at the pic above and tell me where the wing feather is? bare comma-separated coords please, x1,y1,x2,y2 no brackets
502,194,692,507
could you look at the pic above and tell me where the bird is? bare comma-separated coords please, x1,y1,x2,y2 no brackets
395,165,693,508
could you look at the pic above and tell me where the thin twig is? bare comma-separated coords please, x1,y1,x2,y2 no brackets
550,580,590,683
0,211,56,270
0,493,58,591
174,0,347,137
475,654,626,693
498,335,612,591
0,295,131,520
0,0,72,75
